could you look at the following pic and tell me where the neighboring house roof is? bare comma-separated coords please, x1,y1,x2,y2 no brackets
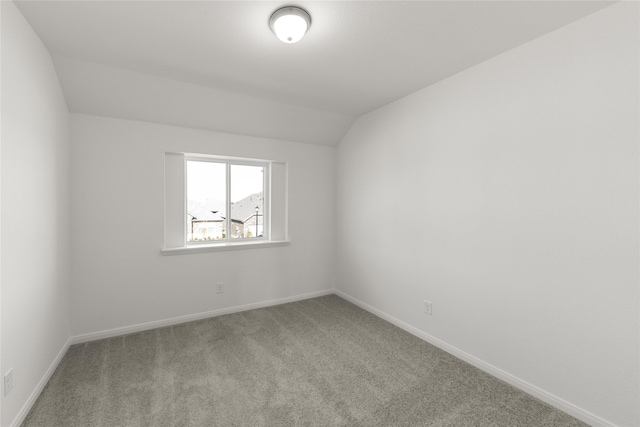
231,192,264,223
188,191,264,224
189,210,224,222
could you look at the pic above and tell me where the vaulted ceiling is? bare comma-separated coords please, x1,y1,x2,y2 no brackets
16,1,614,146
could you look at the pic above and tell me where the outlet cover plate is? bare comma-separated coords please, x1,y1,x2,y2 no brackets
424,300,432,315
4,369,13,396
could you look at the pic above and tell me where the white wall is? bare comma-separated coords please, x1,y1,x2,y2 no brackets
70,114,335,337
1,2,71,426
336,3,639,427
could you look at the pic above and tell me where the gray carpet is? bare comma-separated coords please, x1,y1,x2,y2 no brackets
23,295,587,426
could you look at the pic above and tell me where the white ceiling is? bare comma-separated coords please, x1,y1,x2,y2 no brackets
16,0,615,146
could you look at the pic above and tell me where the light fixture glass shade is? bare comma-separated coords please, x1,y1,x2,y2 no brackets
269,6,311,44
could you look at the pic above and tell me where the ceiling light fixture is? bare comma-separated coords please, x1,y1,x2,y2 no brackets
269,6,311,44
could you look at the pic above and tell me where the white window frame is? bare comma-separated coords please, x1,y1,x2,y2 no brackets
184,156,270,245
162,152,289,255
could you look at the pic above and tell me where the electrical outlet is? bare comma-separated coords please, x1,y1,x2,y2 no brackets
4,369,13,396
423,300,432,315
216,282,224,294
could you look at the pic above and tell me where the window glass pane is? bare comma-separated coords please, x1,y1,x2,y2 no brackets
186,161,226,242
230,165,264,239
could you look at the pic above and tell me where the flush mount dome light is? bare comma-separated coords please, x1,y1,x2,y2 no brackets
269,6,311,44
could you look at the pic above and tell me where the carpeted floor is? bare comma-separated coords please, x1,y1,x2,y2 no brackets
23,295,587,426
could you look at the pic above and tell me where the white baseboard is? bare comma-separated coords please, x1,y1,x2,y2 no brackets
334,289,617,427
71,289,334,344
10,337,72,427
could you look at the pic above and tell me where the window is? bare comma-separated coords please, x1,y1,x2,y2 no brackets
186,159,267,243
162,152,288,254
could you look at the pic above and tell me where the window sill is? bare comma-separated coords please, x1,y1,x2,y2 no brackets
160,240,291,256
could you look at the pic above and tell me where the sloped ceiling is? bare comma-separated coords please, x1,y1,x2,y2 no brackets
16,1,614,146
